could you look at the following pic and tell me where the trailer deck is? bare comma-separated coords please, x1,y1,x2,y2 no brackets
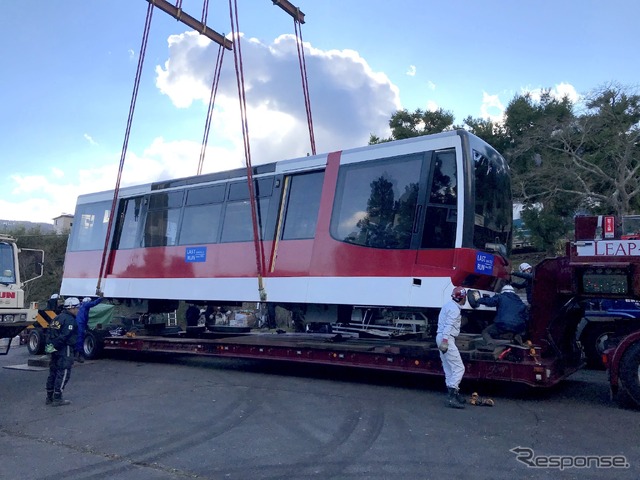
103,331,576,388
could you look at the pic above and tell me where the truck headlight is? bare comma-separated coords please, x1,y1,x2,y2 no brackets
3,314,14,322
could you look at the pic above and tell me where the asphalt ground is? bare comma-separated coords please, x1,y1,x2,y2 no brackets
1,343,638,480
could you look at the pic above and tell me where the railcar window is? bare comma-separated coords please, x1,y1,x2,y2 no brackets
117,197,143,249
186,185,225,206
228,178,274,201
473,149,511,252
149,191,184,209
143,191,184,247
221,198,270,242
429,150,457,205
179,203,223,245
282,172,324,240
144,208,181,247
421,149,457,248
421,206,457,248
331,155,422,249
68,201,111,251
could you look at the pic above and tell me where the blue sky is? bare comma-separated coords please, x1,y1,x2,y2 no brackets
2,0,639,223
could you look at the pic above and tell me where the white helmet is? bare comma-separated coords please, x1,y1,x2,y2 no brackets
50,293,59,300
64,297,80,309
82,297,92,303
519,262,532,273
501,285,515,294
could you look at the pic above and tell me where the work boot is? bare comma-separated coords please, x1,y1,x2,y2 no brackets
45,390,54,405
51,392,71,407
75,351,85,363
447,387,465,409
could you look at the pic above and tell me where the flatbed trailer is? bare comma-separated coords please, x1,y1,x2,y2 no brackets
102,331,570,388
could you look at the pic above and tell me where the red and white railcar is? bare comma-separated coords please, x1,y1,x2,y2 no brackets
61,130,512,323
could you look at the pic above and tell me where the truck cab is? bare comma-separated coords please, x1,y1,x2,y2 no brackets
566,215,640,405
0,235,43,353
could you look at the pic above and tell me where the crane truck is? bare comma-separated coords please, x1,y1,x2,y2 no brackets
0,234,43,354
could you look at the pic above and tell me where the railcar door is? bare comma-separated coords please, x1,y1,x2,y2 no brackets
413,148,459,264
107,196,147,275
410,148,459,307
268,171,325,300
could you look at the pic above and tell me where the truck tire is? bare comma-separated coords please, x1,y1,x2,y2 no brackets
580,323,615,369
27,329,45,355
619,341,640,408
83,331,104,360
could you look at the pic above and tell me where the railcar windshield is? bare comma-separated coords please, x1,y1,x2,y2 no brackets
472,148,511,256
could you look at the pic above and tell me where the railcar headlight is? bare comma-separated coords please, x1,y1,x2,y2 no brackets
4,314,14,322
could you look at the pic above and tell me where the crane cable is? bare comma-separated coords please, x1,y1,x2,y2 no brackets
96,1,154,295
293,14,316,155
229,0,267,301
197,43,225,175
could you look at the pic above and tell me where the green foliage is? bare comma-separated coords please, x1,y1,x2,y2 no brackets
369,108,455,144
9,227,68,306
521,207,572,255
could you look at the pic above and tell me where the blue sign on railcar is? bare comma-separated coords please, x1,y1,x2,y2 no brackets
185,246,207,263
475,252,494,274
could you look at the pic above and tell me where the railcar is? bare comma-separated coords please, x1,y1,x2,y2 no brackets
61,129,512,326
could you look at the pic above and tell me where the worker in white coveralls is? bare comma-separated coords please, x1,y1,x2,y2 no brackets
436,286,467,409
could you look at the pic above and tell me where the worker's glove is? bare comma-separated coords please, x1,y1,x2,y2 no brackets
45,343,57,354
438,338,449,353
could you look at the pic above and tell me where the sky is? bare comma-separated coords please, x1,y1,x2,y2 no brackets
2,0,639,224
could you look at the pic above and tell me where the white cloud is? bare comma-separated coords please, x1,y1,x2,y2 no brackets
155,31,400,160
426,100,439,112
426,80,436,91
84,133,98,146
480,91,505,121
522,82,581,104
7,32,401,224
406,65,416,77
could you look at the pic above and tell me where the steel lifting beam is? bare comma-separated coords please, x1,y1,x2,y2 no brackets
147,0,233,50
271,0,305,23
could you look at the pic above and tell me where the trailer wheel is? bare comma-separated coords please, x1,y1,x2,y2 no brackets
83,331,104,360
27,329,45,355
619,341,640,408
580,323,615,369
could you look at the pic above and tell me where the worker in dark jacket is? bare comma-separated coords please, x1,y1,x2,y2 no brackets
47,293,64,314
75,296,103,363
511,262,534,305
45,297,80,406
475,285,528,346
185,303,200,327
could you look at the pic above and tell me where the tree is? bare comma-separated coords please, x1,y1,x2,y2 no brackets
369,108,455,144
546,83,640,217
12,227,68,305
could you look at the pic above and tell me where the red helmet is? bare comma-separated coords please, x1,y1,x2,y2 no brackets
451,286,467,302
